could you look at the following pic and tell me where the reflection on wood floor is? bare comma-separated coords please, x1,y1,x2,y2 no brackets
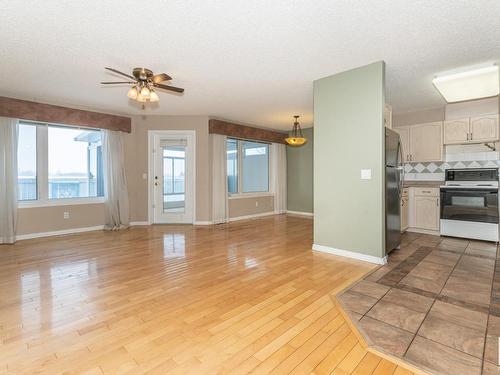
0,215,416,374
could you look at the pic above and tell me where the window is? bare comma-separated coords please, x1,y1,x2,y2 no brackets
48,126,103,199
226,139,269,194
163,146,185,212
227,139,238,193
17,124,37,200
17,122,104,204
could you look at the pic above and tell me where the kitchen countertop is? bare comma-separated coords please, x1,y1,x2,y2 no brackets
403,180,443,188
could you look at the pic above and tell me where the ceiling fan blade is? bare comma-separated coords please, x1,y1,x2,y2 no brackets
101,81,136,84
154,83,184,93
104,67,136,80
152,73,172,83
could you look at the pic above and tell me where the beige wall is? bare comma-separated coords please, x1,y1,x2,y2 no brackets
15,114,280,236
125,115,211,223
393,107,445,127
228,196,274,218
445,97,499,120
17,203,105,235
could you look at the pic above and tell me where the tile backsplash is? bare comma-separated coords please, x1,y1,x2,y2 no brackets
403,144,500,181
404,160,500,181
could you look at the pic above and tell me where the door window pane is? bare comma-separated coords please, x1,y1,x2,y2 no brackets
17,124,37,200
163,146,185,212
227,139,238,193
242,141,269,193
48,126,103,199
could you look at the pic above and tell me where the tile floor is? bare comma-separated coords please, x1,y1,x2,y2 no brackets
337,232,500,375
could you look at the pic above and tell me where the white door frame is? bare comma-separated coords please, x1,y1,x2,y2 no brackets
148,130,196,224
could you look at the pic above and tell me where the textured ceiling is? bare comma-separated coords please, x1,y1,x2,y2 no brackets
0,1,499,130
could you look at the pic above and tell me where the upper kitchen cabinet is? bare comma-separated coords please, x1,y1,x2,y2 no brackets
410,122,443,162
444,114,499,144
443,118,469,144
384,104,393,129
470,114,499,142
394,126,410,162
394,122,442,162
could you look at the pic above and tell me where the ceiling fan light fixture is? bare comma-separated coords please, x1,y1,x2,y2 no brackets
140,86,151,99
149,90,159,102
127,86,138,99
285,115,307,147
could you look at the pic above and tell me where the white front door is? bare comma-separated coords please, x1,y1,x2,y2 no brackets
150,131,195,224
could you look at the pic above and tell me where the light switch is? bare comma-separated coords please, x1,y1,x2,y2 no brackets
142,173,148,180
361,169,372,180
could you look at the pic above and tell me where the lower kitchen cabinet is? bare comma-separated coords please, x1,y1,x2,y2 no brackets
407,187,440,233
400,188,409,232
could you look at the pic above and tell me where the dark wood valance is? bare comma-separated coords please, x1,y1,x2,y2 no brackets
209,119,286,144
0,96,131,133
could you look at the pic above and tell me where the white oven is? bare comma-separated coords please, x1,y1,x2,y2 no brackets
440,168,499,242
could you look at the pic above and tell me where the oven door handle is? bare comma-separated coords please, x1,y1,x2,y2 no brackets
440,186,498,191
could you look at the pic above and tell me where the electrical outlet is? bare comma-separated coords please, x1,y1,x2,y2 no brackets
63,212,70,219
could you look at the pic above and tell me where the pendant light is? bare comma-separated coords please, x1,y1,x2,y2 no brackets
285,115,307,147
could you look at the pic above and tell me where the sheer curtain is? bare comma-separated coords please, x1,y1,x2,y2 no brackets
271,143,287,214
0,117,18,244
211,134,228,224
102,129,130,230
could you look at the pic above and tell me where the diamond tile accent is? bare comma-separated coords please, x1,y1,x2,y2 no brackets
403,160,500,174
414,163,425,173
427,163,438,173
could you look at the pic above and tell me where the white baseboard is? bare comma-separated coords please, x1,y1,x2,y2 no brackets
287,210,314,217
16,225,105,241
130,221,150,226
194,221,213,226
228,211,277,222
312,244,387,265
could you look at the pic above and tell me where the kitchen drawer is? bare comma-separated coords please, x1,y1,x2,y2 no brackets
413,187,439,197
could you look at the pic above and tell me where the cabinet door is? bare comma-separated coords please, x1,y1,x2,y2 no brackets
410,122,443,162
470,115,499,143
393,126,410,162
413,196,440,230
443,118,469,144
384,104,393,129
401,197,409,232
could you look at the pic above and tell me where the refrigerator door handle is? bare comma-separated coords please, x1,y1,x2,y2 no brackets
397,139,404,198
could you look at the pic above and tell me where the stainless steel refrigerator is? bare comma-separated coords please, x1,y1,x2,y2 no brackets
385,128,403,254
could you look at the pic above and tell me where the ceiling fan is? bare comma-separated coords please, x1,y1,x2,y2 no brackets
101,67,184,107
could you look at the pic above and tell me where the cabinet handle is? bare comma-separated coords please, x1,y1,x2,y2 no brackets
422,190,431,193
470,133,472,141
436,198,439,206
466,133,469,141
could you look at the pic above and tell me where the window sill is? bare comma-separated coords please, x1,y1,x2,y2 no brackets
228,192,274,200
18,197,105,209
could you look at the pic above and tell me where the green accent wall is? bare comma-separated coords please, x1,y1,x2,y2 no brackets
313,61,385,259
287,127,313,213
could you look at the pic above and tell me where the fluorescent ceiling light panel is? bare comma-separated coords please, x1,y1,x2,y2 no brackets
432,65,499,103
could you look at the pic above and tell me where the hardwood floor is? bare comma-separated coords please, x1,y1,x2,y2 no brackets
0,215,414,374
